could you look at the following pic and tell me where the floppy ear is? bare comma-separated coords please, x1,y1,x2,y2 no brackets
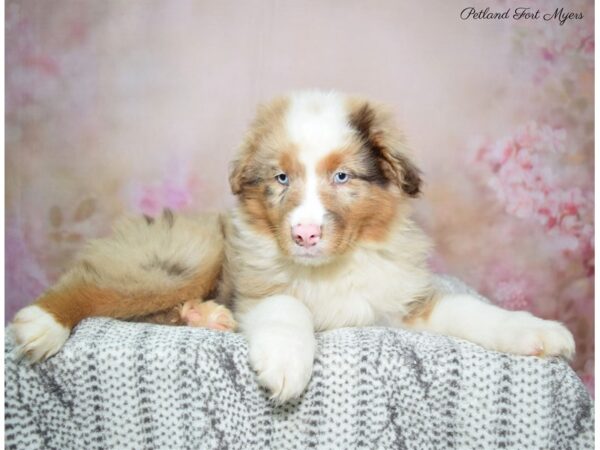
229,116,267,196
348,100,422,197
229,97,289,196
229,119,261,195
229,156,248,195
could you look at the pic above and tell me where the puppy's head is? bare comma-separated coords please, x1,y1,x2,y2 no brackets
230,91,421,265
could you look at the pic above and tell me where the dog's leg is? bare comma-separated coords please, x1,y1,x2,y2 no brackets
402,293,575,358
11,211,225,362
238,295,316,403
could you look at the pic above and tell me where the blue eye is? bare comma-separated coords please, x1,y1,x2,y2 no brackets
276,173,289,185
333,171,349,184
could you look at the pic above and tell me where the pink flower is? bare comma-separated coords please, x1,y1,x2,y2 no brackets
124,157,201,217
540,47,556,62
471,122,593,271
129,180,196,217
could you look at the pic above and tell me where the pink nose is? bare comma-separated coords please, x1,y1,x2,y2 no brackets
292,224,322,248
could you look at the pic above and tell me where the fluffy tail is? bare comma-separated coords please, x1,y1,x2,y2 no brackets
11,210,224,361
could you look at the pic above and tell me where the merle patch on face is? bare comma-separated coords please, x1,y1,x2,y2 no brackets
349,102,422,197
230,92,424,264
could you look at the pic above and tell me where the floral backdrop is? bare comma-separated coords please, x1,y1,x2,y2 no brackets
5,0,594,395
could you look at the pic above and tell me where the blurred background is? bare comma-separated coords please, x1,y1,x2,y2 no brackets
5,0,594,395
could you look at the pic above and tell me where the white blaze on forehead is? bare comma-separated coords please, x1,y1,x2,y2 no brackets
285,91,354,226
286,91,353,152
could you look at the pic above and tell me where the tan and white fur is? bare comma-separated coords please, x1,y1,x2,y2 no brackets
12,90,574,403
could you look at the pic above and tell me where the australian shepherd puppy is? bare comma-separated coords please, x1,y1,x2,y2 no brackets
12,91,574,402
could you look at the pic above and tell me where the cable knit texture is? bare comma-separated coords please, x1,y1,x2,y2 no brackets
5,280,594,449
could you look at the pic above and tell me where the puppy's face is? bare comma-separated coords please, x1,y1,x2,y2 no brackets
230,91,421,265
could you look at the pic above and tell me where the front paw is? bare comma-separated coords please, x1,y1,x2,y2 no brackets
248,329,315,403
495,312,575,359
11,305,71,362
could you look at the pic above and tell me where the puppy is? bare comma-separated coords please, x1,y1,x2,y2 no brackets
12,90,575,403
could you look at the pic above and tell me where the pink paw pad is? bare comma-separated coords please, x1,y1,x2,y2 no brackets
520,332,546,357
180,300,237,332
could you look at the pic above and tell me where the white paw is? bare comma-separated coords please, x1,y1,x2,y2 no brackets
11,305,70,362
495,311,575,359
248,327,315,403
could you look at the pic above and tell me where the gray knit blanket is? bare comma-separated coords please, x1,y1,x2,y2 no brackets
5,305,594,449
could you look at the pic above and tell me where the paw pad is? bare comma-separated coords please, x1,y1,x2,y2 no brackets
180,300,237,331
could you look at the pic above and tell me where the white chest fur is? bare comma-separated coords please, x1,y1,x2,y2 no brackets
284,248,430,331
227,209,432,331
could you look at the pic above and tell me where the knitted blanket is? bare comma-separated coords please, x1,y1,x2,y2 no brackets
5,301,594,449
